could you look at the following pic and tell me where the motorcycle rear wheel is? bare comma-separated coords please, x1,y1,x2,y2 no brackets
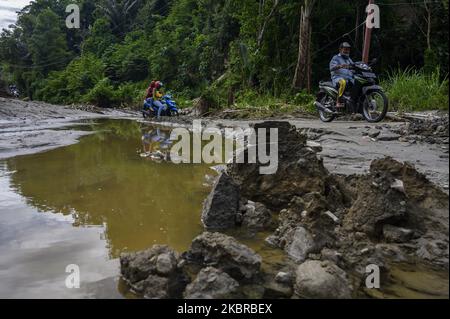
318,95,337,123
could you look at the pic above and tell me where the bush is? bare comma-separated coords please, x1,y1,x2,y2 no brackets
382,67,449,112
115,82,147,109
36,54,104,104
83,78,118,107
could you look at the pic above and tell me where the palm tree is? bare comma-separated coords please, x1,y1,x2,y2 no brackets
98,0,140,36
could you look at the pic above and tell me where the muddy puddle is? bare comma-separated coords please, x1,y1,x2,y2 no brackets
0,119,211,298
0,118,447,299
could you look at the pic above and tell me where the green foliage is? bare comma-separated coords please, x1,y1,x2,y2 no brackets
0,0,448,110
114,81,147,107
28,8,72,75
382,67,449,112
102,31,151,83
82,18,118,56
424,48,440,75
36,54,104,104
231,89,315,115
83,78,118,107
293,91,315,105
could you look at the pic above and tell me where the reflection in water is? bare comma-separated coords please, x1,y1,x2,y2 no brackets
5,120,211,257
140,127,173,162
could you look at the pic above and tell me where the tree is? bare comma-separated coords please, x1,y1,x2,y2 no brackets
98,0,141,37
257,0,280,48
292,0,316,92
28,8,71,75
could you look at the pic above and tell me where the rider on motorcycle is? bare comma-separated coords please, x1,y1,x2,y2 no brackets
152,81,166,119
329,42,354,108
143,81,166,119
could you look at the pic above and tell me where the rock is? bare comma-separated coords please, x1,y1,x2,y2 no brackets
265,235,280,248
377,133,401,141
263,280,293,299
368,129,381,138
184,267,239,299
383,225,414,243
242,202,273,231
120,245,178,284
323,211,340,224
390,179,405,194
398,114,449,144
236,212,244,224
188,232,262,281
120,245,188,299
374,243,407,263
229,122,330,209
135,275,170,299
369,157,448,204
210,165,228,175
343,159,409,237
156,252,178,276
284,227,317,263
306,140,323,152
294,260,352,299
321,248,342,264
275,272,293,285
201,173,240,230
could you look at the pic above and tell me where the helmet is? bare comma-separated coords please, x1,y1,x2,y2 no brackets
156,81,164,89
339,42,352,49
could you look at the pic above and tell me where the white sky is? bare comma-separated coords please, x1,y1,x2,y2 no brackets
0,0,32,30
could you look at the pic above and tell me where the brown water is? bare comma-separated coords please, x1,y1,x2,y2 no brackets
365,263,449,299
0,119,447,299
0,119,211,298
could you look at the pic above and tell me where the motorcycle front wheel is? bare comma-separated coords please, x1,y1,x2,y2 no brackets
362,91,388,123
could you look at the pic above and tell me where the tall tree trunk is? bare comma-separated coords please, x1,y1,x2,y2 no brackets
355,4,361,51
425,1,432,50
257,0,279,48
292,0,315,91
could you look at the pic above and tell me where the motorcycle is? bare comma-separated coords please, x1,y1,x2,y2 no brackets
314,60,388,123
143,94,179,119
9,86,20,98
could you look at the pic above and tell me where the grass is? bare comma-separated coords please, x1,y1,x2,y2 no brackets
231,89,316,114
382,67,449,113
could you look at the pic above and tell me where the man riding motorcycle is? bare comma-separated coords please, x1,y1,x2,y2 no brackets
329,42,354,108
143,81,166,119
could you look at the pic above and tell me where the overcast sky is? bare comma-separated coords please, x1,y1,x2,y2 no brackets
0,0,32,30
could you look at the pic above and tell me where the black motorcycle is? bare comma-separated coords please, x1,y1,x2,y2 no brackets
314,60,388,123
9,86,20,98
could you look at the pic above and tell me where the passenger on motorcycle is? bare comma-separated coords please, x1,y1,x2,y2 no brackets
329,42,354,108
153,82,166,119
144,80,156,111
143,81,166,119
